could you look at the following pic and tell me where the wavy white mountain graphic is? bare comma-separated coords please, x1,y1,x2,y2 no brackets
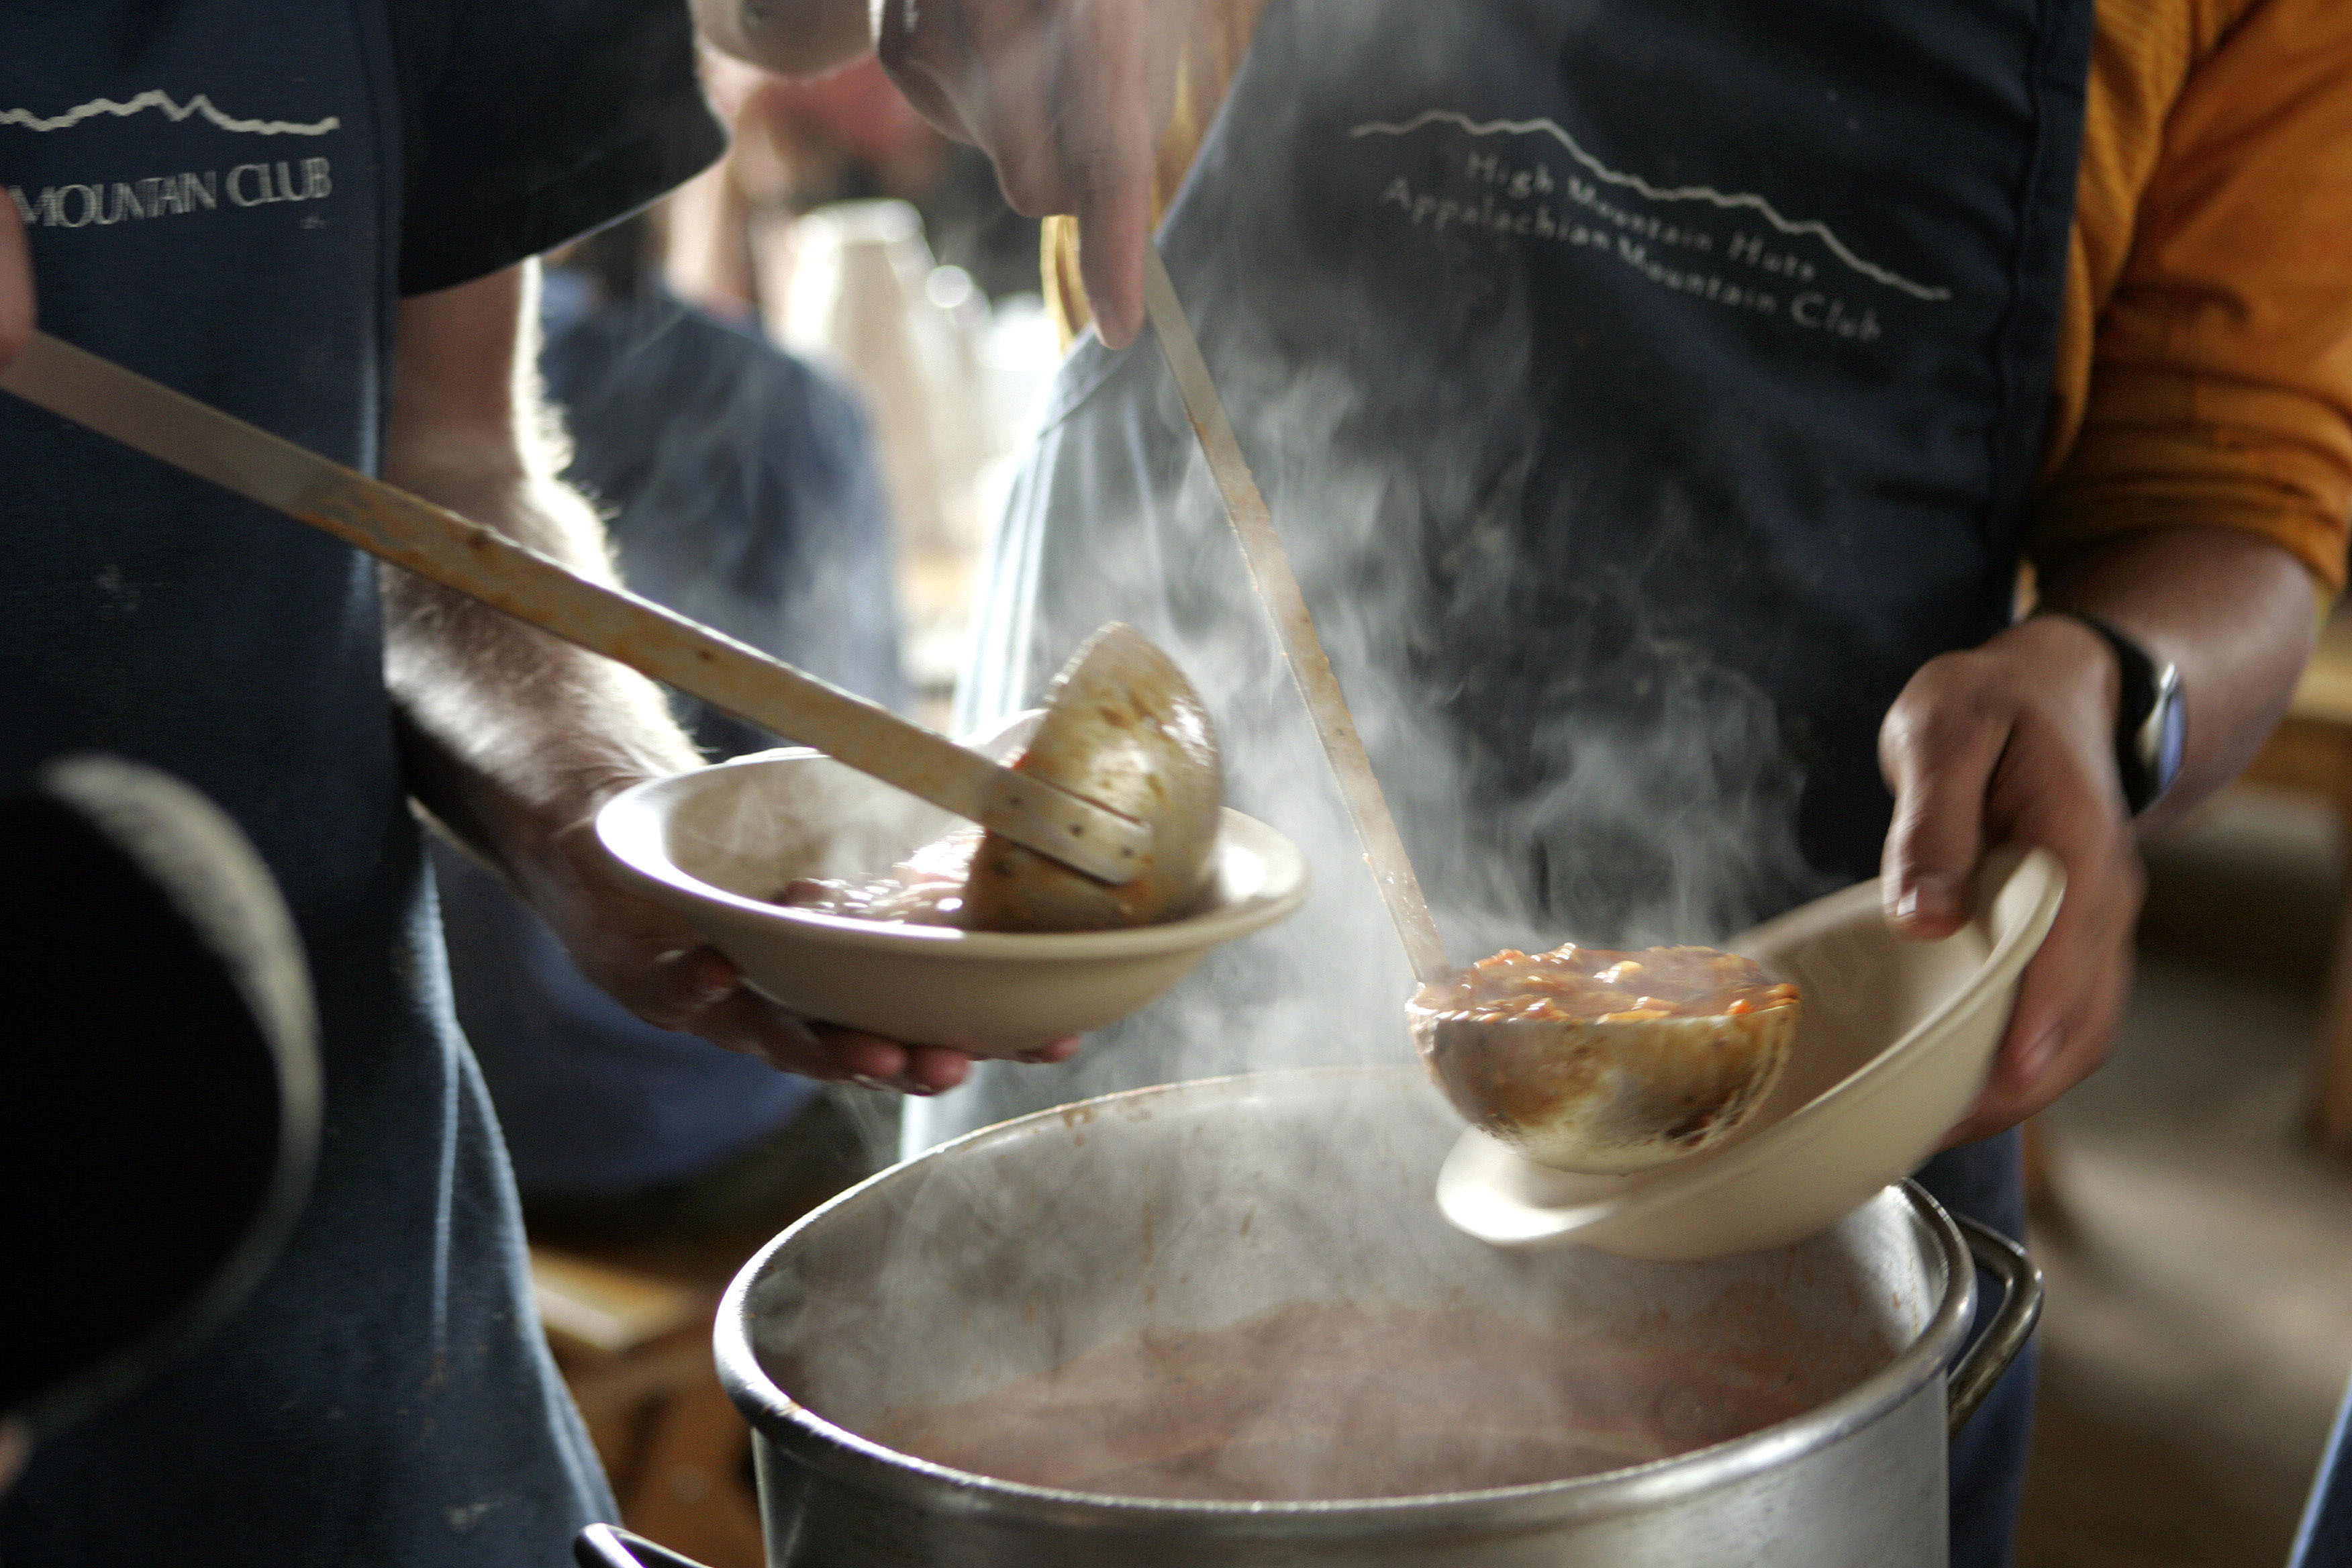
0,90,337,137
1351,109,1948,302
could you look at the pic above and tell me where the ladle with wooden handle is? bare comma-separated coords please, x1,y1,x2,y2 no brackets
1142,248,1450,985
0,331,1219,928
1142,250,1787,1171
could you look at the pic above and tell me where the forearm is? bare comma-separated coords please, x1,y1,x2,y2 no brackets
379,266,697,883
693,0,871,76
380,495,696,875
2034,525,2318,832
373,264,1014,1089
1883,521,2319,1144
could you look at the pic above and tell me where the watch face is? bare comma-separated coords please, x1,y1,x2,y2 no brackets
2143,664,2186,802
2155,677,2186,792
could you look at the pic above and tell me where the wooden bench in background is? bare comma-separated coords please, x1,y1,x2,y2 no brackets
2239,605,2352,1152
531,1247,765,1568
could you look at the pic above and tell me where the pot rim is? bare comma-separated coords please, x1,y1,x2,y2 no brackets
716,1065,1976,1536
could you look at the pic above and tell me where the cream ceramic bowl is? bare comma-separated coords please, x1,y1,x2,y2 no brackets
594,717,1308,1053
1436,846,2065,1261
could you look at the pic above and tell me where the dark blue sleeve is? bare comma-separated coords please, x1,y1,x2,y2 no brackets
388,0,724,295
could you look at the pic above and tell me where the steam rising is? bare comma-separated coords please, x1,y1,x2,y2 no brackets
751,0,1894,1509
916,97,1827,1150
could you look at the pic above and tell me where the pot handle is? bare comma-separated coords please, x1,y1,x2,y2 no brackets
576,1524,714,1568
1946,1217,2045,1436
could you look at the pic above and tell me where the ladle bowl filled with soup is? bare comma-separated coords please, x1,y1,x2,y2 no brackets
719,1066,2035,1568
1410,943,1801,1173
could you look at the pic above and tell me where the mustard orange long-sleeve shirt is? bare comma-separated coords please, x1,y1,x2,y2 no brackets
1044,0,2352,591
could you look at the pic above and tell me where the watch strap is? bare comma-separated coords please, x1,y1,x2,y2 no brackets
2045,611,2181,814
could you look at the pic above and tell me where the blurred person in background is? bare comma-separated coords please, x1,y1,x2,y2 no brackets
674,46,1042,317
430,199,908,1237
676,44,1068,724
707,3,2352,1567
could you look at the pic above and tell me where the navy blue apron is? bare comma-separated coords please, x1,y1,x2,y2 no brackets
924,1,2093,1562
0,5,609,1563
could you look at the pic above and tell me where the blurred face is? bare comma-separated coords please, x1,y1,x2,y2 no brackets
703,44,944,207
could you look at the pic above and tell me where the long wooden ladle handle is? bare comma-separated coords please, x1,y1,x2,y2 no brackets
1142,248,1453,983
0,330,1151,886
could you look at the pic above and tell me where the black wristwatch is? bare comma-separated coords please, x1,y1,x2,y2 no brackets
2049,612,2185,816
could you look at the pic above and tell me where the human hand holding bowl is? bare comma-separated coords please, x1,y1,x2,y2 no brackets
595,629,1308,1055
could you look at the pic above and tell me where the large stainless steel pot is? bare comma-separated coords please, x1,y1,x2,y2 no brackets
717,1067,2036,1567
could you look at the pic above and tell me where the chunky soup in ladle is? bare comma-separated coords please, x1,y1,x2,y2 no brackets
1410,943,1802,1174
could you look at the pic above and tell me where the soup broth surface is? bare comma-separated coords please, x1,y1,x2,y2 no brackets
869,1302,1809,1502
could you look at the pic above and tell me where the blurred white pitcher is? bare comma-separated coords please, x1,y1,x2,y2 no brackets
768,199,984,561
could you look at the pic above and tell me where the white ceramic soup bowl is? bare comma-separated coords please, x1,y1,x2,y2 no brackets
1437,846,2064,1261
594,717,1308,1053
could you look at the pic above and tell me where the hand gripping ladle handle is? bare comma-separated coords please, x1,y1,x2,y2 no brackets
0,330,1151,886
1142,248,1453,984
